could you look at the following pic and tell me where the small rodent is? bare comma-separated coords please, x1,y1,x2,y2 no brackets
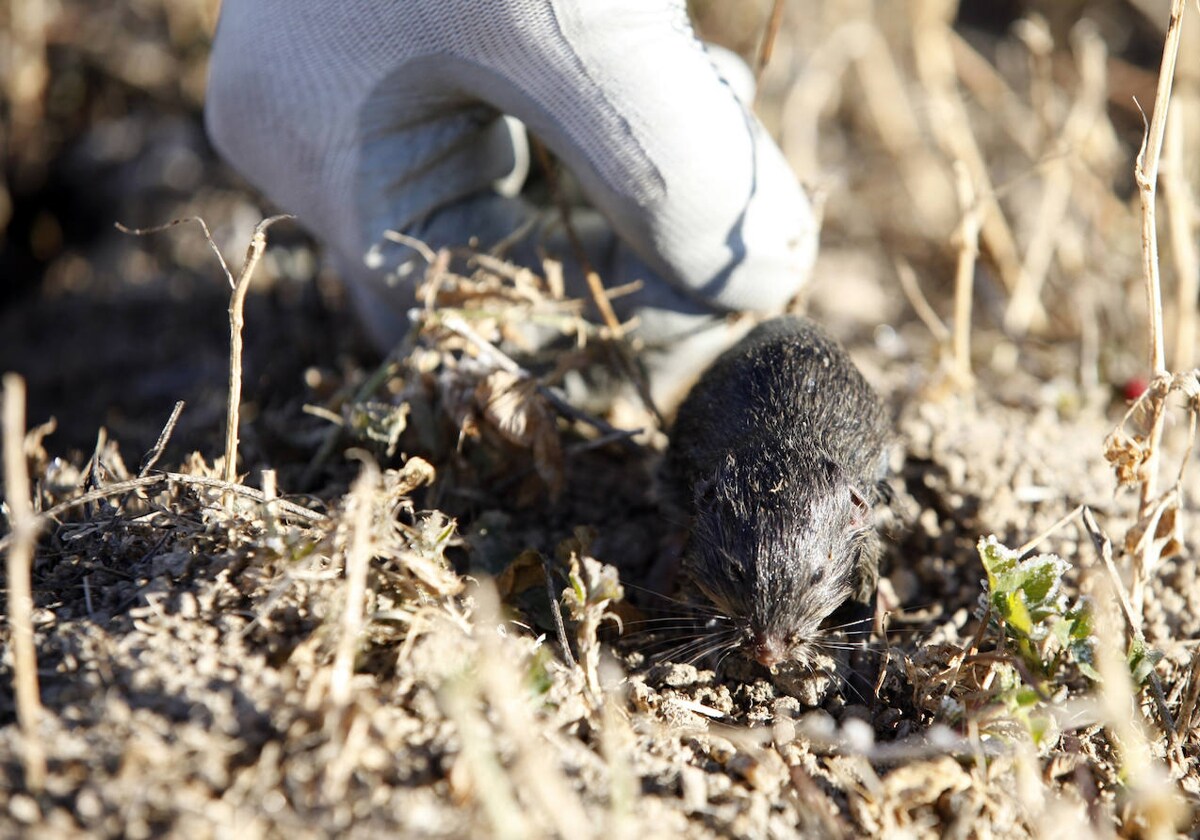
665,316,888,669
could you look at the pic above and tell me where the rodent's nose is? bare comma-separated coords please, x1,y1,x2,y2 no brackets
751,633,783,668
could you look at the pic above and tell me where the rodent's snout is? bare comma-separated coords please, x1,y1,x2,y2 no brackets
751,631,785,668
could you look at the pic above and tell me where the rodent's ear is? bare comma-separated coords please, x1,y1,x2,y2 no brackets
693,454,735,509
693,465,722,508
848,486,873,530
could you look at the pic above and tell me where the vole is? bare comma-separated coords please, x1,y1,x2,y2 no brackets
665,316,888,669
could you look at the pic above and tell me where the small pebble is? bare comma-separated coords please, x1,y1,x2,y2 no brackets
772,717,797,746
707,736,736,765
842,717,875,752
9,793,40,824
76,788,103,821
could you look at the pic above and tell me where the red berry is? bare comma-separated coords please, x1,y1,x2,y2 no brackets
1123,377,1148,401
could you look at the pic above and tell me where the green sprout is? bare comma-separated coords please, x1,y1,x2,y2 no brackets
977,536,1098,685
978,536,1164,691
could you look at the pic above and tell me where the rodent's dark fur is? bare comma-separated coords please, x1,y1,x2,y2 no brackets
666,316,888,668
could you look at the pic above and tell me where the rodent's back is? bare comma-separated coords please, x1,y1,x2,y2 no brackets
668,317,886,494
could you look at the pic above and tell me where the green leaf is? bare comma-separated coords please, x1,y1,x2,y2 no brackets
1027,713,1055,746
527,646,554,696
1128,638,1164,685
568,571,586,605
978,536,1071,636
1066,602,1094,640
1078,662,1102,682
1013,686,1041,708
978,535,1021,579
1014,555,1067,612
348,401,410,456
1005,590,1035,636
1051,616,1073,648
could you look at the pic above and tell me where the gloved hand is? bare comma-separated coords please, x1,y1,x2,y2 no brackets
206,0,817,384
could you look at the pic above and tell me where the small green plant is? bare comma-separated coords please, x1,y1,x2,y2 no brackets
1126,636,1164,686
558,528,624,701
979,536,1167,687
977,536,1098,685
348,401,410,457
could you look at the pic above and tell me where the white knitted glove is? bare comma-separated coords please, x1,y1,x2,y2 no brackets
206,0,818,353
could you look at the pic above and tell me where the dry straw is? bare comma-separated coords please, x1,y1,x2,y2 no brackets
116,214,294,488
3,375,46,795
1109,0,1197,622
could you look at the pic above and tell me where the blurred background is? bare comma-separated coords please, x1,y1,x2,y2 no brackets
1,0,1198,461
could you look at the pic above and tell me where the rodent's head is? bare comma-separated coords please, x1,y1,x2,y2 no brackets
684,451,872,669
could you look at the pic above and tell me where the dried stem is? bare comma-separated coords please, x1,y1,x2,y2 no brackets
471,583,591,838
952,161,980,388
138,400,185,478
117,215,294,489
2,374,46,793
1082,507,1178,742
7,0,49,148
1006,24,1108,334
854,25,954,230
754,0,787,89
1134,0,1187,380
543,557,577,668
1081,508,1141,641
440,673,529,839
1129,0,1189,611
1015,504,1084,558
383,229,438,265
436,313,642,448
895,258,950,345
1090,579,1183,829
330,457,378,709
224,215,294,486
528,138,662,424
116,217,235,289
529,138,623,338
911,0,1031,314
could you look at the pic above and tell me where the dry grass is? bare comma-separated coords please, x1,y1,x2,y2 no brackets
2,375,45,794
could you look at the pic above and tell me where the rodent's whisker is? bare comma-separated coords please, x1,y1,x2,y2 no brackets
683,637,740,667
620,617,727,631
617,580,681,601
813,636,866,647
811,641,871,655
811,643,866,654
815,631,875,647
714,646,739,673
838,670,871,705
823,671,858,702
619,582,732,619
658,629,740,666
819,631,874,643
652,639,706,665
883,601,943,620
667,633,729,667
628,636,729,661
632,632,710,656
821,616,875,632
637,628,716,655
